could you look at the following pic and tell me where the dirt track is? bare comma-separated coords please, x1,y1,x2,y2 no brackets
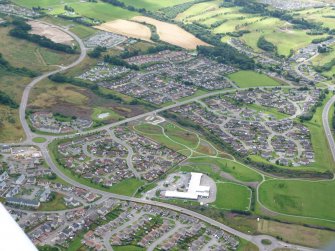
28,20,74,45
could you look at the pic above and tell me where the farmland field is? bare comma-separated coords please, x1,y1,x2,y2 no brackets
96,19,152,41
259,179,335,221
228,71,282,88
13,0,138,21
119,0,195,11
131,16,209,49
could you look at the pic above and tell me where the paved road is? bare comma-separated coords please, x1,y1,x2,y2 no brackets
108,129,140,179
322,95,335,162
19,20,87,144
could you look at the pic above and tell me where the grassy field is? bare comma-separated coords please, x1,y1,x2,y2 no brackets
186,157,263,182
257,218,335,248
259,179,335,221
113,246,145,251
311,43,335,78
302,93,335,171
248,103,290,120
119,0,195,10
240,17,323,57
38,193,68,211
228,71,282,88
49,1,138,22
294,7,335,30
213,182,251,211
0,106,25,143
0,26,77,72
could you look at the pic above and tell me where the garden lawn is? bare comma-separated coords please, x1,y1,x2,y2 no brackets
228,71,281,88
259,179,335,221
213,182,251,211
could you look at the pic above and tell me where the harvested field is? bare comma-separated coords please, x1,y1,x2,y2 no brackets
28,20,74,45
131,16,209,49
95,19,152,42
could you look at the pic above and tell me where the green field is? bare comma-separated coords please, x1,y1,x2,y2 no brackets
213,182,251,211
187,157,263,182
49,1,138,21
303,93,335,171
0,26,76,73
119,0,195,10
113,246,145,251
228,70,281,88
259,179,335,221
294,7,335,30
38,193,68,211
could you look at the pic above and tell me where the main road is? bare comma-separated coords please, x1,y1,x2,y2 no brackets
323,95,335,162
12,20,322,251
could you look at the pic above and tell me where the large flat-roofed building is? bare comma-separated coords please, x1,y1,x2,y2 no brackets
164,172,210,200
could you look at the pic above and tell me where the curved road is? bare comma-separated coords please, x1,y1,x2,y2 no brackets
11,20,327,251
19,21,87,144
323,95,335,162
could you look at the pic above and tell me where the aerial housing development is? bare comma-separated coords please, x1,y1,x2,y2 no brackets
0,0,335,251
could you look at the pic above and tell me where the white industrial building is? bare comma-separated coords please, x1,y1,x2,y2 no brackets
164,172,210,200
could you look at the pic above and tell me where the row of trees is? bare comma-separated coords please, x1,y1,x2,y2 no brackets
197,44,255,70
0,53,38,77
10,19,76,54
257,36,277,52
0,91,18,109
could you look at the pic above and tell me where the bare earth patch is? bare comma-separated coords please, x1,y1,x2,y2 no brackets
27,21,74,45
95,19,152,42
131,16,209,49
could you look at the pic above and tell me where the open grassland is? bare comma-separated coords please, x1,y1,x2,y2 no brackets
49,1,138,22
294,7,335,30
187,157,263,182
0,106,25,143
0,26,76,72
228,70,282,88
176,1,225,22
257,218,335,248
241,18,323,57
14,0,137,22
29,79,89,109
0,71,30,142
303,93,335,171
259,179,335,221
0,71,31,103
135,122,262,182
96,19,152,41
12,0,79,8
119,0,194,11
214,182,251,211
131,16,209,49
312,44,335,78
